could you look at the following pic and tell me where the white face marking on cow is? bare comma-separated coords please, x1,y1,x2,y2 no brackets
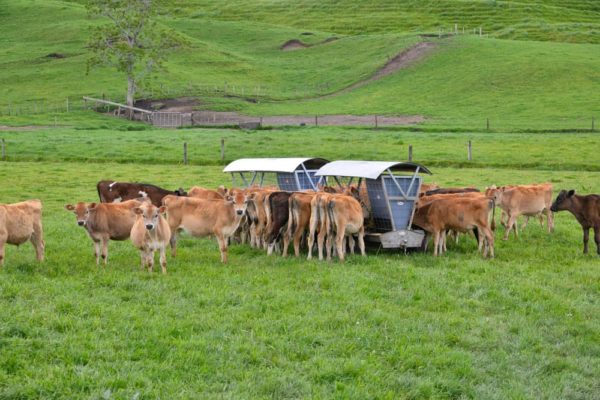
113,197,122,203
139,190,148,198
108,181,117,190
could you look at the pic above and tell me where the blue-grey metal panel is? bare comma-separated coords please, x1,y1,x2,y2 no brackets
277,170,320,191
366,176,421,232
383,175,421,231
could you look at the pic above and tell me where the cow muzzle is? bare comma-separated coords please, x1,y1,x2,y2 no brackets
236,210,243,215
77,221,85,226
145,224,155,230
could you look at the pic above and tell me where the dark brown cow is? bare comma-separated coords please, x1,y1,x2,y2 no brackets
97,180,187,207
551,190,600,255
424,187,480,196
264,191,293,255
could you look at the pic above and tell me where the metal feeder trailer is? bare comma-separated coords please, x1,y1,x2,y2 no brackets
315,160,432,249
223,158,329,191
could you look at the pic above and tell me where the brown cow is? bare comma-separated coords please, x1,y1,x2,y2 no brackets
0,200,44,266
413,196,495,257
283,192,315,257
307,192,338,260
65,199,145,265
263,191,293,255
485,183,553,240
326,194,366,262
188,186,226,200
130,202,171,273
551,190,600,255
97,181,186,207
246,188,277,249
162,192,248,263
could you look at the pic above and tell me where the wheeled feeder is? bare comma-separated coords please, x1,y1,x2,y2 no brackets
314,160,433,249
223,157,329,191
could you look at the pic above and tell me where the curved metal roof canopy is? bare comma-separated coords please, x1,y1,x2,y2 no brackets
223,158,329,173
315,160,432,180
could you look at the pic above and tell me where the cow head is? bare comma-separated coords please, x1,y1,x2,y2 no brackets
134,203,166,231
217,185,229,197
550,189,575,212
174,187,187,197
484,185,504,203
64,202,95,227
226,191,248,216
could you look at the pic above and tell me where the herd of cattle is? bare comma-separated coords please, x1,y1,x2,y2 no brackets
0,180,599,271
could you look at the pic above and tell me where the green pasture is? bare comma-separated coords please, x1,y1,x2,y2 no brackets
1,1,600,131
0,122,599,173
0,132,599,398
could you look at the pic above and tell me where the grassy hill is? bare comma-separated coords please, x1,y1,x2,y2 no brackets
1,0,600,130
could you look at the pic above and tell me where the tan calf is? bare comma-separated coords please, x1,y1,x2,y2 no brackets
326,194,366,262
485,183,553,240
283,192,315,257
413,197,494,257
188,186,226,200
130,203,171,274
162,192,248,263
65,199,143,265
0,200,44,266
307,192,337,260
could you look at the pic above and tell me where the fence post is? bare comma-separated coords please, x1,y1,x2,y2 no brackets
1,139,5,161
375,115,378,128
183,142,188,165
455,23,458,34
66,97,70,113
479,27,482,36
408,145,413,161
315,115,318,126
220,138,225,161
259,116,263,127
468,140,472,161
486,118,490,131
592,117,595,132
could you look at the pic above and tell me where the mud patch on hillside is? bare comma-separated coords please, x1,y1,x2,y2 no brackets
281,37,339,51
135,97,200,112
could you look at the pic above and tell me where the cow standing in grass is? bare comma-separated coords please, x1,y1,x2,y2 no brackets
65,199,145,265
551,189,600,255
0,200,45,266
130,202,171,274
97,180,187,207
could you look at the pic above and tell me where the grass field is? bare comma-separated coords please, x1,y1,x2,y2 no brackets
0,123,599,398
1,1,600,130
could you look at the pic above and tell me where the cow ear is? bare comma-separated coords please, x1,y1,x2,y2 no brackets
64,204,75,211
247,192,256,200
567,189,575,197
158,206,167,214
225,195,233,202
133,207,143,215
88,202,98,210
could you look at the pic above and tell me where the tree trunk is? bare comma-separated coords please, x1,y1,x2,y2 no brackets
127,76,136,120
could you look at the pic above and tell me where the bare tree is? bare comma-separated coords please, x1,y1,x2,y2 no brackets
87,0,185,118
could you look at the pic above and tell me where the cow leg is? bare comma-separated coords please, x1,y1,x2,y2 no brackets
93,240,101,265
160,246,167,274
594,227,600,255
169,233,178,257
348,235,355,255
358,226,366,257
0,240,5,266
522,216,530,229
500,210,508,227
293,228,303,257
101,238,108,265
433,231,440,256
335,228,345,262
546,209,554,233
139,250,146,271
147,250,154,273
216,234,228,263
31,221,44,262
583,227,590,254
504,214,517,240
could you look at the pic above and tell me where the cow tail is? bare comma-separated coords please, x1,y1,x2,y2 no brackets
289,197,297,236
490,199,496,231
327,199,336,239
